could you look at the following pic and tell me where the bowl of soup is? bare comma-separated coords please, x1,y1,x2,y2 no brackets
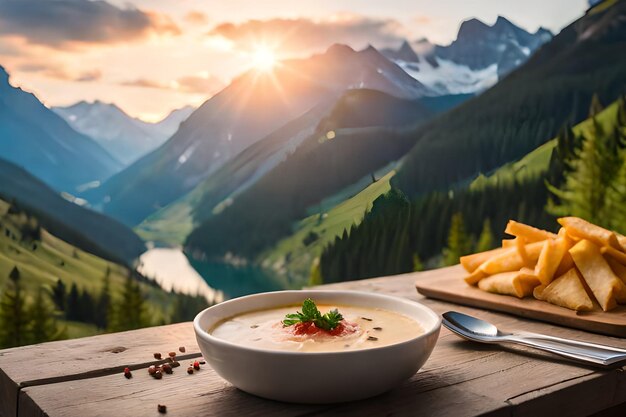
193,290,440,404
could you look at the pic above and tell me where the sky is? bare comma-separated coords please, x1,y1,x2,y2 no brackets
0,0,589,122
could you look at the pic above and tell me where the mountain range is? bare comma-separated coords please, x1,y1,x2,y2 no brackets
0,157,145,265
0,66,121,193
382,16,552,95
184,0,626,281
84,44,431,226
53,102,194,165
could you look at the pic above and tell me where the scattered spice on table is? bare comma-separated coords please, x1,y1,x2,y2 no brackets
158,404,167,414
123,367,132,379
168,352,176,358
154,370,163,379
153,353,162,360
179,346,186,353
162,363,173,374
199,360,206,365
148,365,157,375
187,366,194,374
193,361,200,370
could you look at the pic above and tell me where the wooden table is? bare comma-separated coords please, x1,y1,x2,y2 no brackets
2,265,626,417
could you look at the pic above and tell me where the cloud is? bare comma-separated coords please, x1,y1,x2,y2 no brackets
175,74,223,94
121,78,170,89
121,73,224,95
0,0,180,49
17,62,102,82
184,11,209,25
207,15,407,55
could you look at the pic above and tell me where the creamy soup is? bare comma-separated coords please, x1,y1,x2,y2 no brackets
210,304,423,352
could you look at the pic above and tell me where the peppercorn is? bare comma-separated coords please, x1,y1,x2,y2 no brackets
153,353,162,360
148,365,157,375
199,360,206,365
168,351,176,358
187,367,194,374
157,404,167,414
171,361,180,368
179,346,186,353
193,361,200,370
123,367,132,379
154,370,163,379
162,363,173,374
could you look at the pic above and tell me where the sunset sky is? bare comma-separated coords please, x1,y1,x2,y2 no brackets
0,0,588,121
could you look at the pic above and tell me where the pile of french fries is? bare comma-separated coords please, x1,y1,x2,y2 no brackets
461,217,626,312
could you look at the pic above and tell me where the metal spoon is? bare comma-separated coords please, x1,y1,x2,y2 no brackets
442,311,626,367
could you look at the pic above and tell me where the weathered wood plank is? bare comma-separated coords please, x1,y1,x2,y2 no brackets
0,322,201,417
5,265,626,417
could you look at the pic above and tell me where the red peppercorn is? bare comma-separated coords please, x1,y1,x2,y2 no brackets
179,346,186,353
158,404,167,414
154,370,162,379
168,351,176,358
153,353,162,360
162,363,173,374
187,367,194,374
171,361,180,368
148,365,157,375
123,367,132,378
193,361,200,370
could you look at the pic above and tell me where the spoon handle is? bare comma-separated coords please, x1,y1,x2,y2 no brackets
503,333,626,366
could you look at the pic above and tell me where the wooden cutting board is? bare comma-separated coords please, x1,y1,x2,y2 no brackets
415,267,626,338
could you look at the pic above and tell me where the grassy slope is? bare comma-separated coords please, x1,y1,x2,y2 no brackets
470,101,620,189
0,199,174,332
260,170,395,281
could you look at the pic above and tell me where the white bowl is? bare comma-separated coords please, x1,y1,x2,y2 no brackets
193,290,441,404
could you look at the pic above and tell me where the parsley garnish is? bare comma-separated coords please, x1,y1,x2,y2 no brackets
282,298,343,331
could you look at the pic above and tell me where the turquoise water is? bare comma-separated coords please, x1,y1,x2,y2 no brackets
139,248,283,300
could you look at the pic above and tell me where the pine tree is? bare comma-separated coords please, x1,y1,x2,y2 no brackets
66,283,80,321
29,288,64,344
547,115,623,229
442,213,472,266
412,254,424,272
589,93,604,118
95,273,112,329
109,276,148,332
0,267,30,348
51,279,66,312
476,219,495,252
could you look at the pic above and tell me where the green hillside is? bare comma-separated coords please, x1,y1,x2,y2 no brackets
318,95,626,283
471,100,620,190
0,158,145,265
260,170,395,281
0,198,209,345
394,0,626,197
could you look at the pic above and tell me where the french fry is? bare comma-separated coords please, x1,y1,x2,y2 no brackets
505,220,557,242
533,268,594,311
569,239,626,311
479,241,544,275
558,217,622,251
601,246,626,266
515,237,531,266
502,239,516,248
460,247,508,273
464,268,486,285
534,237,569,286
606,256,626,285
478,269,540,298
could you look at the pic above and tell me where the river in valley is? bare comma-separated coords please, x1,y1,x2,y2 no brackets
137,247,284,301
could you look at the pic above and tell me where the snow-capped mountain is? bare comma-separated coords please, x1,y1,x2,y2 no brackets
85,44,431,225
382,16,552,95
53,102,194,165
0,66,121,192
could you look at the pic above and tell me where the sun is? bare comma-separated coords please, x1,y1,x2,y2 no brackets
252,47,277,72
